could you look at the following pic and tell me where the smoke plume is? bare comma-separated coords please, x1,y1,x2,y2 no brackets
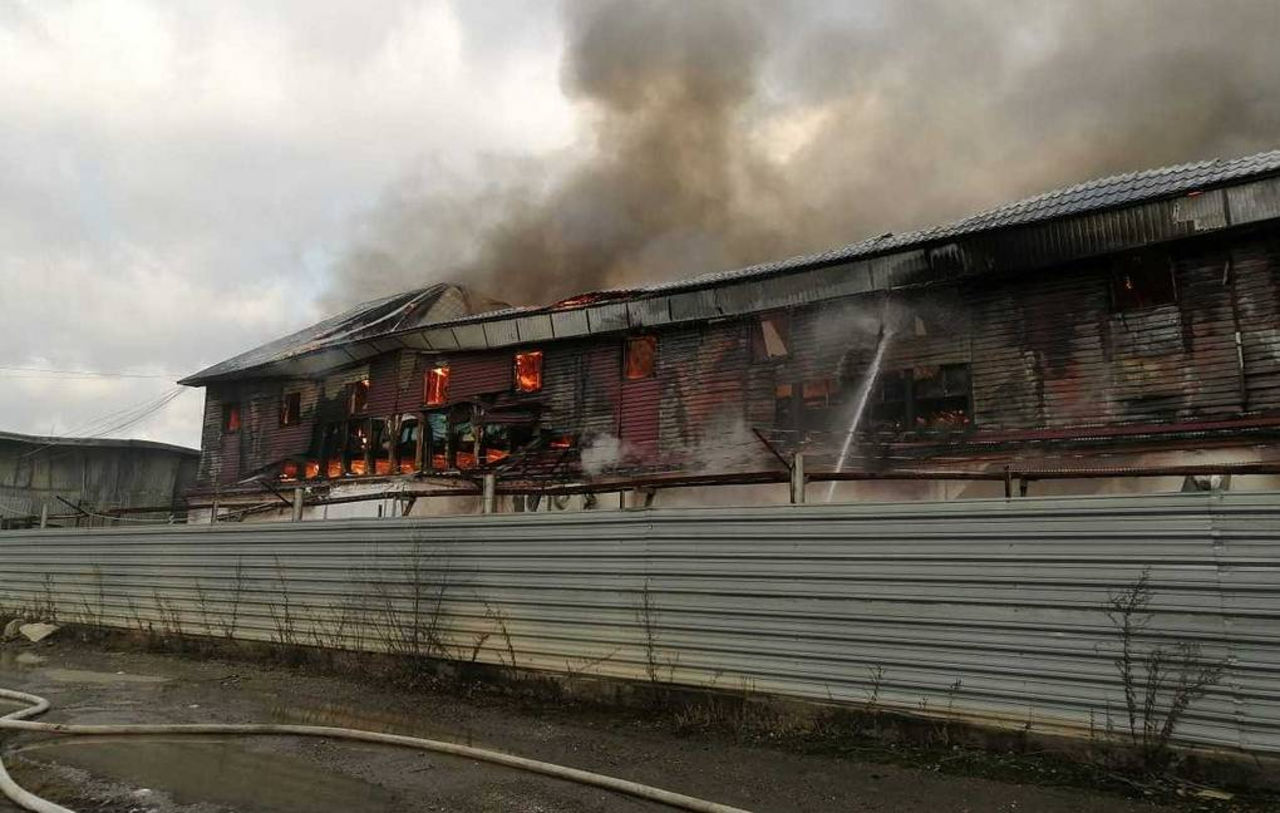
327,0,1280,309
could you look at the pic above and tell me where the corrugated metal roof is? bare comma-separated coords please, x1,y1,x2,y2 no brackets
180,284,512,385
412,148,1280,326
640,148,1280,294
186,149,1280,385
0,430,200,457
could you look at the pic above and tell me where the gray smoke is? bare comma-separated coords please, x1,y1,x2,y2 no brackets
326,0,1280,308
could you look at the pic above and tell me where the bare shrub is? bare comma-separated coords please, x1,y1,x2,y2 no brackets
79,566,105,628
1104,571,1228,771
636,578,676,684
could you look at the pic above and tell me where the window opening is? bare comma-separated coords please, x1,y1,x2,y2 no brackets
321,423,344,478
481,422,536,465
870,370,909,429
514,351,543,393
347,378,370,415
279,392,301,427
450,406,477,469
371,419,391,475
1112,252,1176,311
396,416,420,474
624,336,657,380
425,366,449,406
425,412,449,470
280,460,299,480
912,364,971,428
753,313,791,360
774,383,795,428
799,378,838,430
343,421,371,475
222,403,241,434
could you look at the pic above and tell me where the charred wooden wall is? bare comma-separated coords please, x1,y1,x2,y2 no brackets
193,229,1280,492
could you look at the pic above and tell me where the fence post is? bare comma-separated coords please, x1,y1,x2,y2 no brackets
790,453,807,504
38,503,48,529
291,488,304,522
482,473,497,514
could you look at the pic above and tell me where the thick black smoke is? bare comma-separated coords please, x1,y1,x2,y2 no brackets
327,0,1280,308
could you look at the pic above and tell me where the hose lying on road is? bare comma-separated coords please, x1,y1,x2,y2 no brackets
0,686,753,813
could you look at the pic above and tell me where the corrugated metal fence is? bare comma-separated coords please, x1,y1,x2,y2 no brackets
0,492,1276,754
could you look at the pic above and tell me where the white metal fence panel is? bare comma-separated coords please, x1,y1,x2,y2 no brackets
0,492,1276,754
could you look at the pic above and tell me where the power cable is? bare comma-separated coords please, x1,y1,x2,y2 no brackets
0,366,176,379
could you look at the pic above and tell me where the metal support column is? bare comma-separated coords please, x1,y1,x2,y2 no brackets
790,453,807,504
482,474,497,514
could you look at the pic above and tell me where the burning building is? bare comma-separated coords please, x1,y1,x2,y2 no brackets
181,151,1280,520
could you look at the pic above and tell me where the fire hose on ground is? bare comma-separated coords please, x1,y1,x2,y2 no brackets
0,686,752,813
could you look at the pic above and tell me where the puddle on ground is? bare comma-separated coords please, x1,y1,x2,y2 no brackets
16,737,397,813
268,700,476,747
0,650,46,671
38,668,169,685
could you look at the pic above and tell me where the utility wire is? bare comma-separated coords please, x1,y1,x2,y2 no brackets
0,365,176,379
20,387,193,459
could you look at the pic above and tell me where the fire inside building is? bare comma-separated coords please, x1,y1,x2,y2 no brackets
181,150,1280,521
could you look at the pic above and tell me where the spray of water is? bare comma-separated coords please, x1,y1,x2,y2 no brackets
825,328,894,503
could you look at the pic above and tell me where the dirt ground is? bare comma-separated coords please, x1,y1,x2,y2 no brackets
0,639,1228,813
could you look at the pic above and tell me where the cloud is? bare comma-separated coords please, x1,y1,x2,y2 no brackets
0,0,573,446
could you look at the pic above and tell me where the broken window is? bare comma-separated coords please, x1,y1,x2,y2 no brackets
912,364,971,428
870,370,909,429
347,378,370,415
753,313,791,360
1112,251,1176,311
624,336,657,380
450,406,477,469
425,412,449,470
320,423,344,478
279,391,301,427
370,419,392,475
222,403,241,434
344,421,370,475
866,364,972,431
425,366,449,406
481,421,536,465
396,416,420,474
514,350,543,393
774,383,795,427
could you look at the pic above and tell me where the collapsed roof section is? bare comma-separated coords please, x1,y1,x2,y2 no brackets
180,284,509,386
182,149,1280,387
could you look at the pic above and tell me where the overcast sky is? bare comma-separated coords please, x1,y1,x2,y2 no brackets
2,1,1277,450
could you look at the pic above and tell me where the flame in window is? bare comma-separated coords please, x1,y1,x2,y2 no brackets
624,336,656,380
280,461,299,480
514,351,543,393
223,404,241,433
304,460,321,479
425,366,449,406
